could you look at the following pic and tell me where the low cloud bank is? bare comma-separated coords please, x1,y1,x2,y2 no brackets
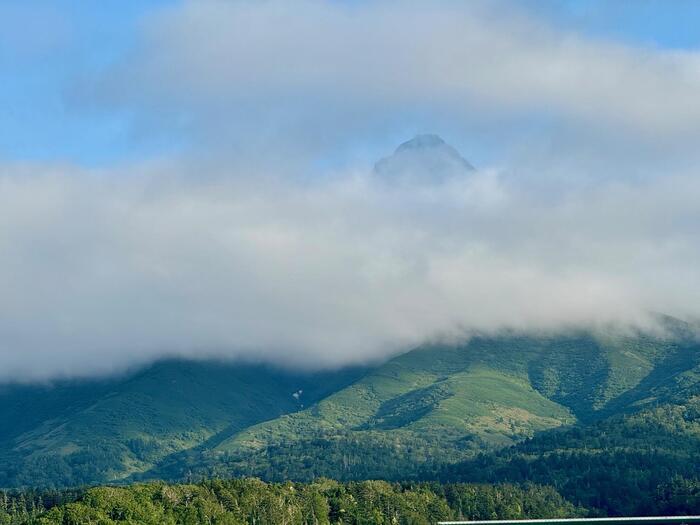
1,147,699,381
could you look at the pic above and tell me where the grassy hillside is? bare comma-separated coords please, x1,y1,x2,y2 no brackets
1,326,698,489
0,360,364,488
146,331,700,483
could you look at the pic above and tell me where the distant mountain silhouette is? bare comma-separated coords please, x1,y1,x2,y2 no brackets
374,134,474,184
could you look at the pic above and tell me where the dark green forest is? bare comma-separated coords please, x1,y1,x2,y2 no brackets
1,477,699,525
0,479,595,525
441,398,700,515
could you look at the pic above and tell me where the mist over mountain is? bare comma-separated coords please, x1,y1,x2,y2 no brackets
3,2,700,519
1,323,698,501
1,134,700,381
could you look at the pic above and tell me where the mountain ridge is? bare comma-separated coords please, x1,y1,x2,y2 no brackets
1,323,699,489
139,329,700,484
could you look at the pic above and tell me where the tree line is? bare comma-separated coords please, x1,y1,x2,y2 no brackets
0,479,579,525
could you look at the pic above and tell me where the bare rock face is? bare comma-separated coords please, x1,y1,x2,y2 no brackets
374,134,474,185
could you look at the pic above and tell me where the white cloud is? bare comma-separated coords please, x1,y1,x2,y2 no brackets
93,0,700,144
1,151,699,381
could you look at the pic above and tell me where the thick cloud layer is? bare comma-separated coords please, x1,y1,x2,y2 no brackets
3,1,700,381
1,143,699,380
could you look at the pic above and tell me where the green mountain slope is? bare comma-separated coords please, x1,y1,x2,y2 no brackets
0,360,364,488
145,330,700,483
1,325,698,489
441,395,700,515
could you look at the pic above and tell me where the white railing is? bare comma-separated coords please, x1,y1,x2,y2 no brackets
438,517,700,525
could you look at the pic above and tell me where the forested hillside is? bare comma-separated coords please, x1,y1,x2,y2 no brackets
1,325,699,494
145,329,700,485
0,362,364,488
441,396,700,515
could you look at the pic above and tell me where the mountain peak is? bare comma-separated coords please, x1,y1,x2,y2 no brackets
374,134,474,184
395,134,448,152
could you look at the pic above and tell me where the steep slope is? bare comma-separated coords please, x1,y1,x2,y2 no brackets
146,330,700,482
0,360,364,488
1,326,698,488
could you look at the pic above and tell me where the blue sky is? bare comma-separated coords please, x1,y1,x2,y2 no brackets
546,0,700,48
0,0,175,164
1,0,699,167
